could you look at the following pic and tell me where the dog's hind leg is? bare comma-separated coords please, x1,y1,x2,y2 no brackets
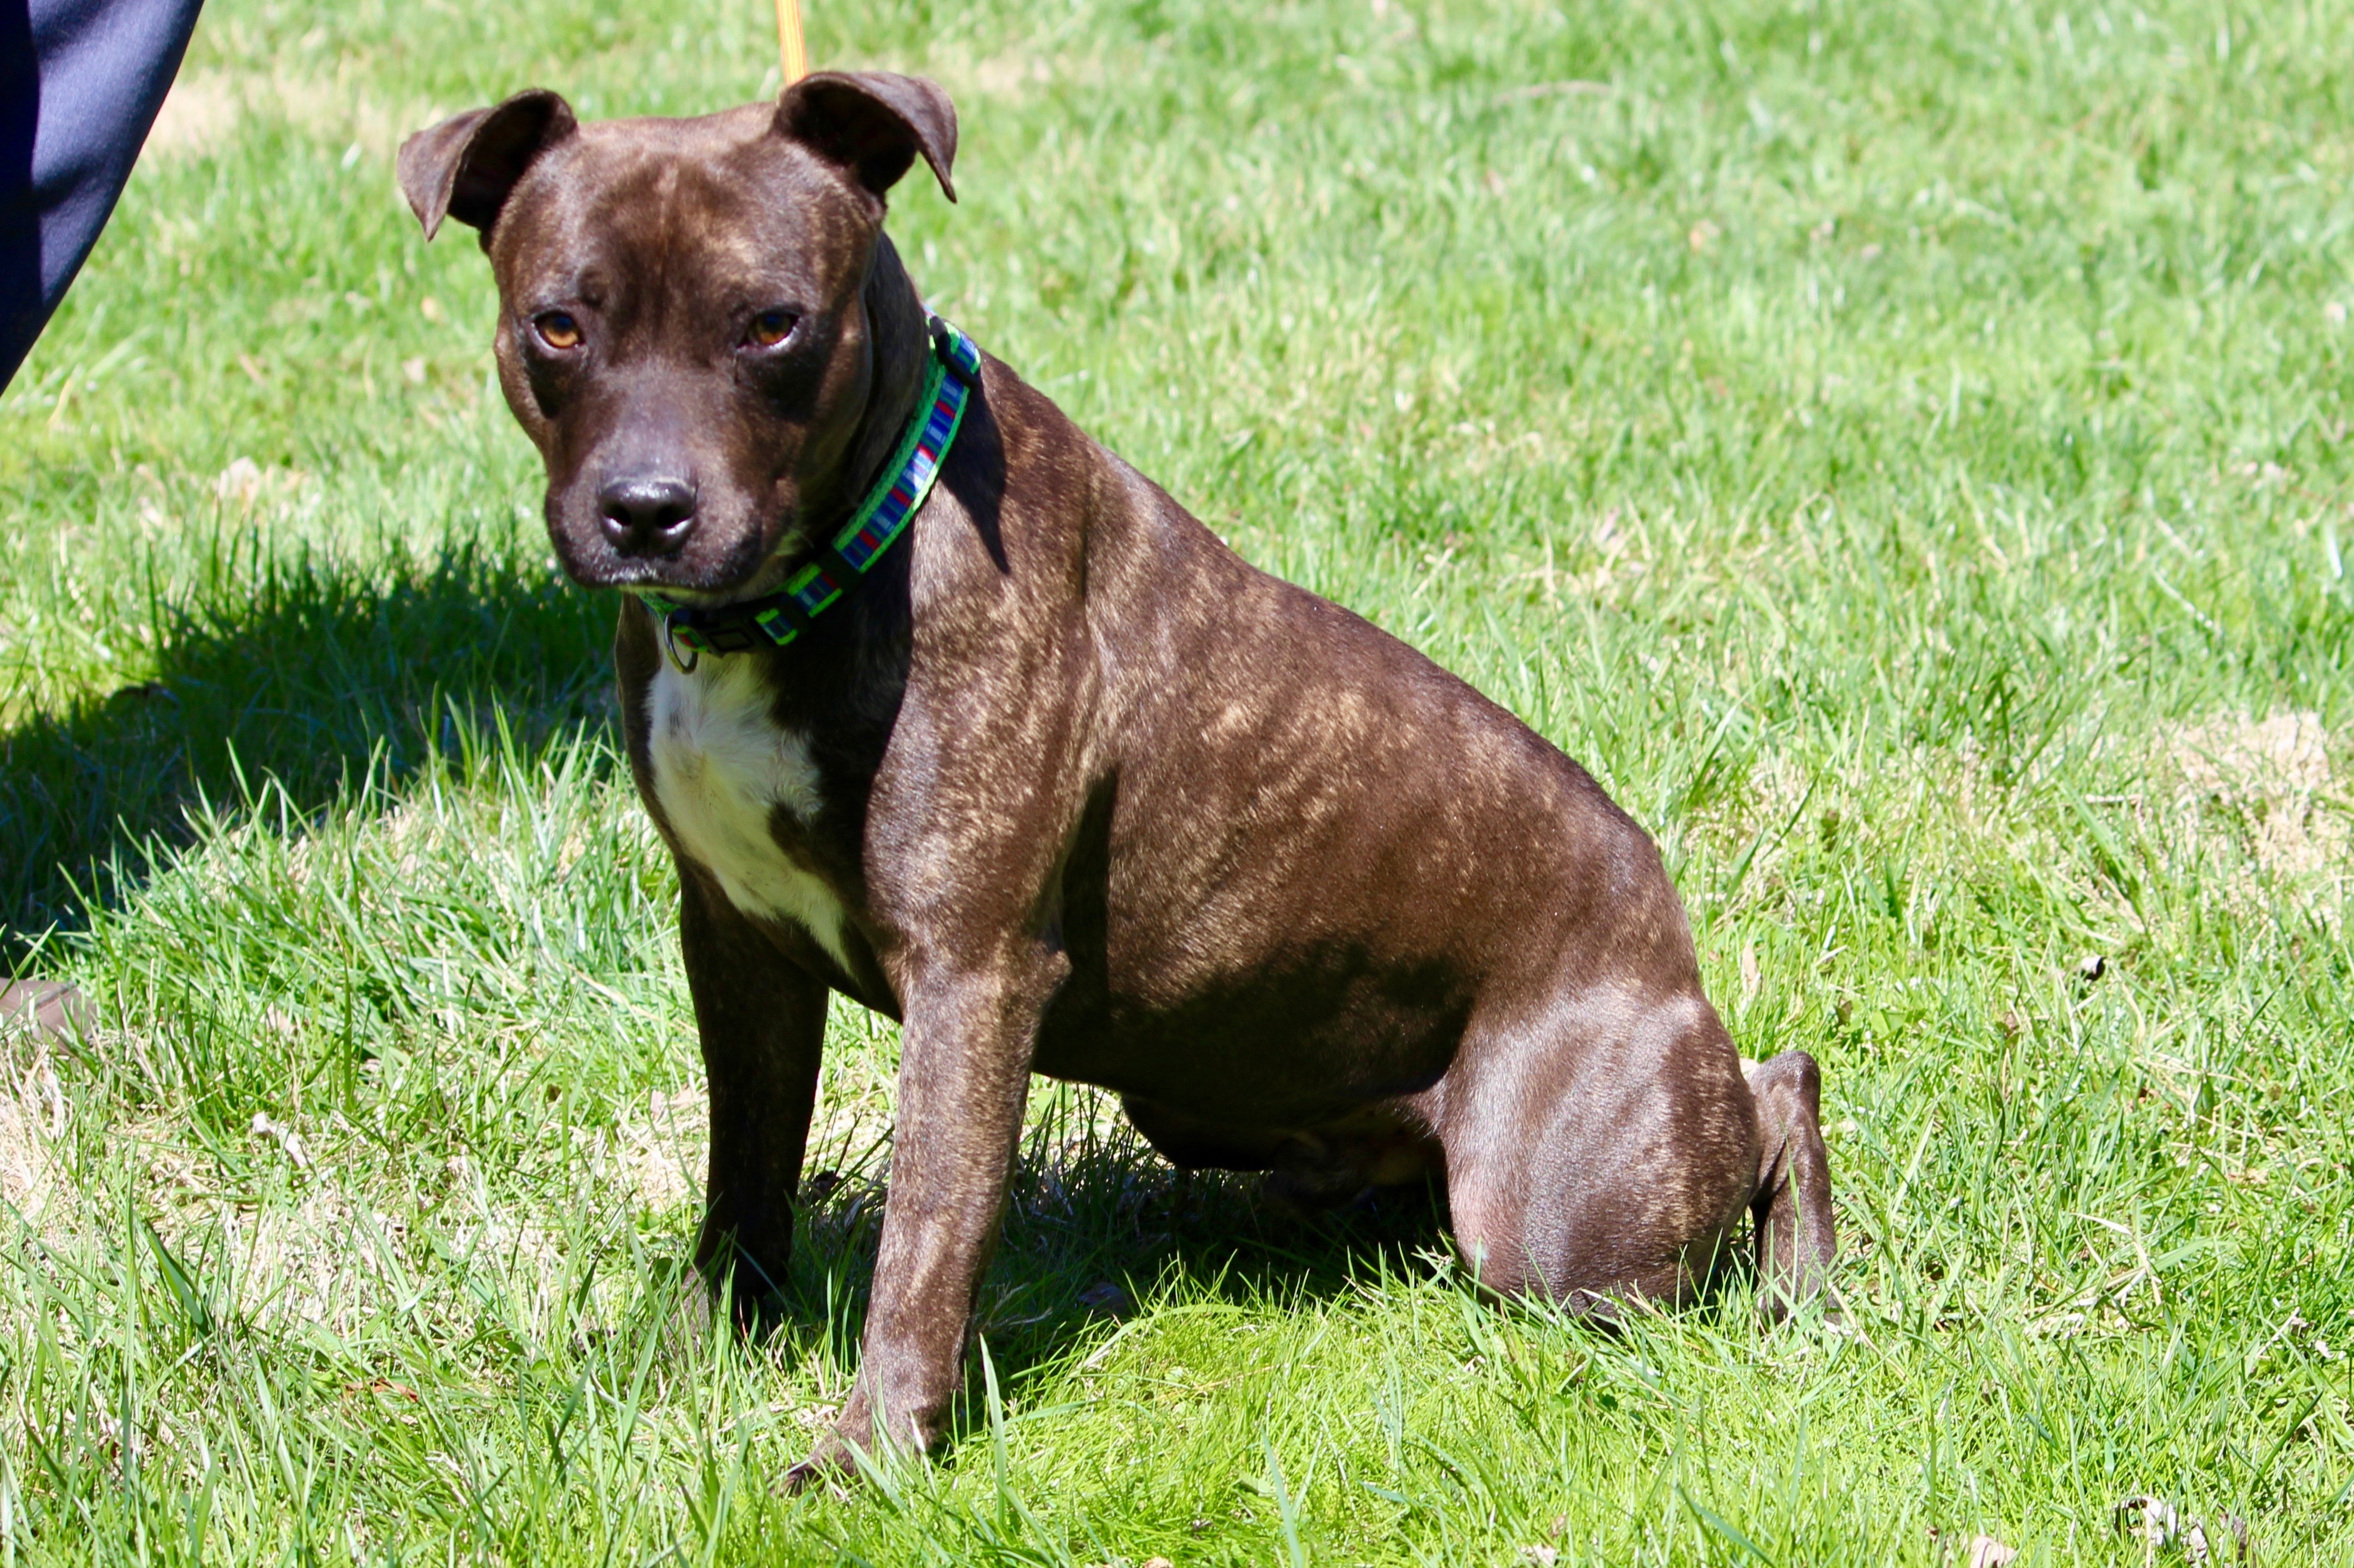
1438,986,1759,1314
1743,1050,1836,1321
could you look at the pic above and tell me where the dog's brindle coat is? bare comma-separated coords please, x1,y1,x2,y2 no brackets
399,72,1835,1479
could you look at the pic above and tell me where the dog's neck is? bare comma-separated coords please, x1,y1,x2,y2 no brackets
831,233,934,528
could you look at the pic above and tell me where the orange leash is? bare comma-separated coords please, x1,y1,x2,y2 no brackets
775,0,808,85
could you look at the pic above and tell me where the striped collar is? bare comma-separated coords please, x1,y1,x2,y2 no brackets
639,315,980,670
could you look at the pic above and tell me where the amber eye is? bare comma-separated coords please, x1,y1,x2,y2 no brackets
747,309,796,348
533,311,583,351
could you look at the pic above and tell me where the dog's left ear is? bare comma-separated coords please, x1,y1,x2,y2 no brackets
778,71,957,204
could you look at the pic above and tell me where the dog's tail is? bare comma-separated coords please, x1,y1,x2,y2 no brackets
1743,1050,1837,1321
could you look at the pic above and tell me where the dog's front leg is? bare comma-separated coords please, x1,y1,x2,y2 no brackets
678,867,829,1326
791,948,1059,1480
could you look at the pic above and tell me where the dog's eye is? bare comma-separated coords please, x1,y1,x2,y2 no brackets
747,310,797,349
534,311,583,351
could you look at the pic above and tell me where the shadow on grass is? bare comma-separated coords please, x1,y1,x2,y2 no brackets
763,1120,1457,1410
0,534,617,957
756,1112,1773,1446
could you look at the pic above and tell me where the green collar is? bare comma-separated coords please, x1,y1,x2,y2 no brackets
640,315,981,669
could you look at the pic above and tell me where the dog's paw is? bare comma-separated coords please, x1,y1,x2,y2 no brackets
0,980,90,1044
779,1447,850,1497
780,1413,874,1495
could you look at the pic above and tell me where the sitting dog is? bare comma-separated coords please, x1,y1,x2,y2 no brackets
398,72,1834,1479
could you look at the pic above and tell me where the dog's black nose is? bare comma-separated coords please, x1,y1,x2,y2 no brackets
598,476,698,555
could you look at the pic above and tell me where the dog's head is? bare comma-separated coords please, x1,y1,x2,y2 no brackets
398,74,956,599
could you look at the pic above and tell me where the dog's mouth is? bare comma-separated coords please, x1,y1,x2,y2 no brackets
577,556,770,602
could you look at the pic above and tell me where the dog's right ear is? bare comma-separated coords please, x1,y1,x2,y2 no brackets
398,90,579,245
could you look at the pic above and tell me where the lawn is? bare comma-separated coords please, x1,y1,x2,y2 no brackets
2,0,2352,1559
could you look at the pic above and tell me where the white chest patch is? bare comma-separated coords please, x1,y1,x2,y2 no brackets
648,655,853,972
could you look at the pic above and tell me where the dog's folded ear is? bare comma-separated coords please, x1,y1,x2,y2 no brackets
398,90,579,245
778,72,957,205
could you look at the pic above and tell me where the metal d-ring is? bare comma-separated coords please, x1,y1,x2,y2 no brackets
661,609,701,674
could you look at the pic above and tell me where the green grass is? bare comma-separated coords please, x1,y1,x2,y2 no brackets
2,0,2352,1558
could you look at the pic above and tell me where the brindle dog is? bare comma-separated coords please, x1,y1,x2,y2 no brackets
398,71,1835,1481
